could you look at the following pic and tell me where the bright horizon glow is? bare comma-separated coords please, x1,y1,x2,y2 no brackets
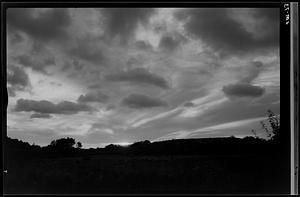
114,142,132,146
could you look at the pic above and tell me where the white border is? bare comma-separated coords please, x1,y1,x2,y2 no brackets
291,2,298,195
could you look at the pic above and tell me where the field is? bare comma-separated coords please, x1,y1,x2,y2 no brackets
4,153,288,194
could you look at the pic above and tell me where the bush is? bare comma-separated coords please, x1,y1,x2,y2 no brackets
49,137,76,150
261,110,280,142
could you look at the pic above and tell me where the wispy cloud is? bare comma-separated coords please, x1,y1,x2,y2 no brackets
153,116,267,142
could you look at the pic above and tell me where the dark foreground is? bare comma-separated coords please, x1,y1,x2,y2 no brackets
3,137,290,194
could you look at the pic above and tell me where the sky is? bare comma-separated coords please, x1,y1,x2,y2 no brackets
6,8,280,148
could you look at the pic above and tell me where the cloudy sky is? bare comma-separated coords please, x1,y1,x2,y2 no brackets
6,8,280,148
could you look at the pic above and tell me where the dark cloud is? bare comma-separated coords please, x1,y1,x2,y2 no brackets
122,94,168,109
15,55,33,67
77,91,109,103
252,8,280,47
61,61,72,72
222,83,265,98
159,33,186,52
72,60,83,71
7,64,30,91
15,99,93,114
30,113,52,119
69,37,105,64
101,8,155,43
135,40,153,50
7,8,71,42
31,41,46,54
183,102,195,107
105,67,169,89
44,57,56,66
14,55,48,73
88,83,102,90
176,8,279,55
222,61,266,99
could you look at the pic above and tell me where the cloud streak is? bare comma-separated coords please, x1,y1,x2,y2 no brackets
154,116,267,141
121,94,168,109
105,67,169,89
15,99,93,115
222,83,265,98
30,113,52,119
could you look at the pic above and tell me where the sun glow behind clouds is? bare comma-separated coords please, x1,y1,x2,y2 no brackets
114,142,132,146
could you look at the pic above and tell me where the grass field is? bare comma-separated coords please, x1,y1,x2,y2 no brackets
3,153,288,194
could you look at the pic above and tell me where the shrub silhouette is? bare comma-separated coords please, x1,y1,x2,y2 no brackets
267,110,280,141
104,144,122,153
260,110,280,142
131,140,151,147
76,142,82,149
49,137,76,150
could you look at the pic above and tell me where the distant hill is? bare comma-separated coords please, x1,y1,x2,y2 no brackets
3,135,283,161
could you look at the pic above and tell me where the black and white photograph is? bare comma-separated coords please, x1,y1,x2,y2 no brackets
2,2,298,195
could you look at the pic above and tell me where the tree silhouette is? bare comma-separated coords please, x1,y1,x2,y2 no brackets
49,137,76,150
76,142,82,149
